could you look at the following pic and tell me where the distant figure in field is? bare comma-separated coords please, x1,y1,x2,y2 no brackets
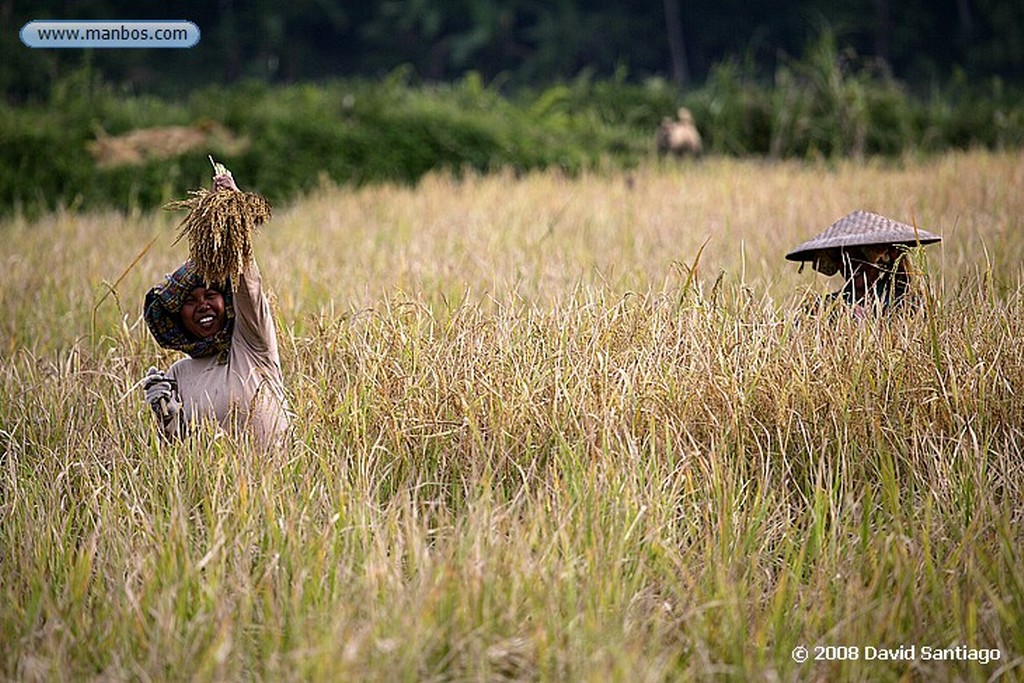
656,107,703,158
786,210,942,317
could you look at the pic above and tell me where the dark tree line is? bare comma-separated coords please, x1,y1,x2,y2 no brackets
3,0,1023,100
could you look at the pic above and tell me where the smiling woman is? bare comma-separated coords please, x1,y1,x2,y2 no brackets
141,172,289,448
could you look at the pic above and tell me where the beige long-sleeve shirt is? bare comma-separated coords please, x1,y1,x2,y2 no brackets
166,259,289,447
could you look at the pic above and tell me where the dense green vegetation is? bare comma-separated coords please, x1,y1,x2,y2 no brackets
3,32,1023,218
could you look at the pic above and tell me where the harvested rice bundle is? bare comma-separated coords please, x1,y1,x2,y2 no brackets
164,157,271,285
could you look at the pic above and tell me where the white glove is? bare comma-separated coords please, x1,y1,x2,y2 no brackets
143,367,181,435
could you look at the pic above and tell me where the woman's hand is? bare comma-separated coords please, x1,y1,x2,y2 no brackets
213,173,239,192
143,367,183,442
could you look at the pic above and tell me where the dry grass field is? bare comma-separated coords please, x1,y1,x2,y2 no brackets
2,150,1023,681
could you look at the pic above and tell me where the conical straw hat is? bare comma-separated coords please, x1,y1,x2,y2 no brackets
786,210,941,263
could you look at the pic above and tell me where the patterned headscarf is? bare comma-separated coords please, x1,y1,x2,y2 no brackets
144,261,235,359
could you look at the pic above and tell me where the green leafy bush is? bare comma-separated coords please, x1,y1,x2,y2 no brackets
2,50,1023,218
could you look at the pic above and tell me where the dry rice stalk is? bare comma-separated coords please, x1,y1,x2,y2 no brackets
164,179,272,285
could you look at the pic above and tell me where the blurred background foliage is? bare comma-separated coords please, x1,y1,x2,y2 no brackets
2,1,1023,216
6,0,1022,98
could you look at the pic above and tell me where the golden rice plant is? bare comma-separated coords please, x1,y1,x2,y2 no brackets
164,158,272,284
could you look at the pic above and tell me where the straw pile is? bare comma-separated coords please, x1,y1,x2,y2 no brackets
88,122,250,169
164,169,271,285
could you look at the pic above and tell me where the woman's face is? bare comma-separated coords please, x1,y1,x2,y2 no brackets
841,246,902,294
180,286,226,339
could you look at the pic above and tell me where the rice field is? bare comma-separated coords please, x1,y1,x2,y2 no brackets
2,150,1023,681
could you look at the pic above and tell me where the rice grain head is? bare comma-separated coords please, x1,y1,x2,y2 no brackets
165,187,272,285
